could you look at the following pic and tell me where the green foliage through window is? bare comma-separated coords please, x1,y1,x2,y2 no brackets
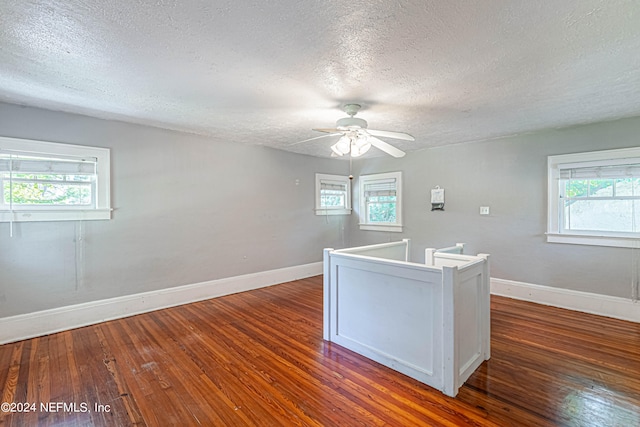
367,196,397,223
1,172,94,207
563,178,640,233
320,190,346,208
566,179,616,198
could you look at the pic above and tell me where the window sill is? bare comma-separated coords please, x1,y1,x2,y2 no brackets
315,208,352,216
0,209,112,222
546,232,640,248
359,223,403,233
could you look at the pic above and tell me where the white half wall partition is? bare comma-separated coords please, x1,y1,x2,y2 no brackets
323,239,490,397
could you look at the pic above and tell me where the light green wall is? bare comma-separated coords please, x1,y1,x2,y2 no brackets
0,102,348,316
349,116,640,299
3,101,638,317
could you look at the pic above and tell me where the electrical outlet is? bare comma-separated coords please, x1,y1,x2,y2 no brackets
480,206,490,215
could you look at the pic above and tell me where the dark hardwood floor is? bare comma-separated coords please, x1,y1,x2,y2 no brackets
1,275,639,426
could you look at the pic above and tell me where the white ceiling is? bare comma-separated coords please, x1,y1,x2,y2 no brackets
1,1,639,158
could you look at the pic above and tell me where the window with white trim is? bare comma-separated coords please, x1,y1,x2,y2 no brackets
0,136,111,222
315,173,351,215
547,147,640,248
359,171,402,232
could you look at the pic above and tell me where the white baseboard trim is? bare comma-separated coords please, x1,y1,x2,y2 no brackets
0,262,323,345
491,278,640,323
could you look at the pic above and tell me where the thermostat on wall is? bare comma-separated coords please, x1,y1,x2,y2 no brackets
431,186,444,211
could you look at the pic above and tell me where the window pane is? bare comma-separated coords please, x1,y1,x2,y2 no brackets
3,181,92,206
320,190,345,208
564,199,637,233
588,179,613,197
0,137,110,222
566,180,588,197
359,172,401,230
367,196,396,223
615,178,640,196
315,174,351,215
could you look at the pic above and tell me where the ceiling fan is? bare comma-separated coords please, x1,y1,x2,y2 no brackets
293,104,415,158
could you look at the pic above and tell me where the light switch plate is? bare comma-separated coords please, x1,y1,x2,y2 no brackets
480,206,490,215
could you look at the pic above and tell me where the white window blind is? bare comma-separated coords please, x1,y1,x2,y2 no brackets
320,181,348,192
0,157,97,175
559,161,640,180
364,178,397,198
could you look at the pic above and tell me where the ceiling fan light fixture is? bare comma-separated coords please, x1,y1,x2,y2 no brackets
354,135,369,148
350,137,371,157
330,143,344,156
350,147,363,157
336,135,351,154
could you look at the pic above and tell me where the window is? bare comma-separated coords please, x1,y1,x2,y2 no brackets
0,136,111,222
547,147,640,248
315,173,351,215
359,171,402,232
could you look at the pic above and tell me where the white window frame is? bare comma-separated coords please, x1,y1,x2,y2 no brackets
359,171,402,232
547,147,640,248
315,173,351,215
0,136,111,222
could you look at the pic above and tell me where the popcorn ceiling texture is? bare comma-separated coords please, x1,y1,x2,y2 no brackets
0,0,639,157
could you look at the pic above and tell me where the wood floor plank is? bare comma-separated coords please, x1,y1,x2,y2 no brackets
164,309,311,426
92,325,145,426
214,292,493,426
1,276,639,426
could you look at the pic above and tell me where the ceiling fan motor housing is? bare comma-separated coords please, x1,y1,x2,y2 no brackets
336,117,368,129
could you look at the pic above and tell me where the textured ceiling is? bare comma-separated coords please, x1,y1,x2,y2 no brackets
1,1,639,158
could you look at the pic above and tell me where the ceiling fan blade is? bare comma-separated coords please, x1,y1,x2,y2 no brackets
367,129,415,141
312,128,342,133
289,132,342,145
368,136,406,158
